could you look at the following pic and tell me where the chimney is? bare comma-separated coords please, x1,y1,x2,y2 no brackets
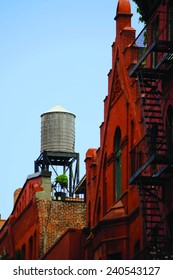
14,188,22,205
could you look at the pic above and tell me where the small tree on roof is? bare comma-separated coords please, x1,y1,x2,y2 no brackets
55,174,68,189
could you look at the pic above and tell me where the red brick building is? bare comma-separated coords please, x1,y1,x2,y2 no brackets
0,171,86,259
1,0,173,260
84,0,173,259
84,0,143,260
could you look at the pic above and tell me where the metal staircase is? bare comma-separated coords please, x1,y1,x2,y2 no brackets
129,36,173,258
137,70,167,157
136,68,170,259
138,178,168,259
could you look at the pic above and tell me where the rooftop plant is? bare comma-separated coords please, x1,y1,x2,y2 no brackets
55,174,68,189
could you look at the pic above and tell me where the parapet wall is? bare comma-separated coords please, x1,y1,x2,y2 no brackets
37,199,86,258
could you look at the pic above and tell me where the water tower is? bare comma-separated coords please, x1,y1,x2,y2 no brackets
34,104,79,197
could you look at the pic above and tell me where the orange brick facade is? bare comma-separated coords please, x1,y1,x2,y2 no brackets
84,0,145,259
0,171,86,259
84,0,173,259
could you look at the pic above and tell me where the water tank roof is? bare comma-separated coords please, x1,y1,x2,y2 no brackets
42,104,75,116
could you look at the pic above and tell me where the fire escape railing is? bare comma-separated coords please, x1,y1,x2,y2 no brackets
129,11,173,78
130,126,173,184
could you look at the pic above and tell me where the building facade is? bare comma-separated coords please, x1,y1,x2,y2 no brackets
84,0,173,259
0,171,86,259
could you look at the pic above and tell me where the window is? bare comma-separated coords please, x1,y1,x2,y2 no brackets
134,240,140,258
29,236,33,259
114,127,122,200
21,244,26,260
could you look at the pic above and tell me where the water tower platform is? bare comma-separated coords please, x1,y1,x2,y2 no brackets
34,151,79,196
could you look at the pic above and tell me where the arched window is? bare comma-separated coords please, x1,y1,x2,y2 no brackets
114,127,122,200
166,105,173,154
21,244,26,260
29,236,33,259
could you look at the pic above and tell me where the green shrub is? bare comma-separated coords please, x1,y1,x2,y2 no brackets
55,174,68,188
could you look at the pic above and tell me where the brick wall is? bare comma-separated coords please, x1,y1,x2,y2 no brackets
0,171,86,259
37,199,86,258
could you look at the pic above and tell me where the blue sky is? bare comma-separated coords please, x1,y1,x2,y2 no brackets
0,0,143,219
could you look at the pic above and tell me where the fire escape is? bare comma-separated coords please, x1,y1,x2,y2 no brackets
129,12,173,259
